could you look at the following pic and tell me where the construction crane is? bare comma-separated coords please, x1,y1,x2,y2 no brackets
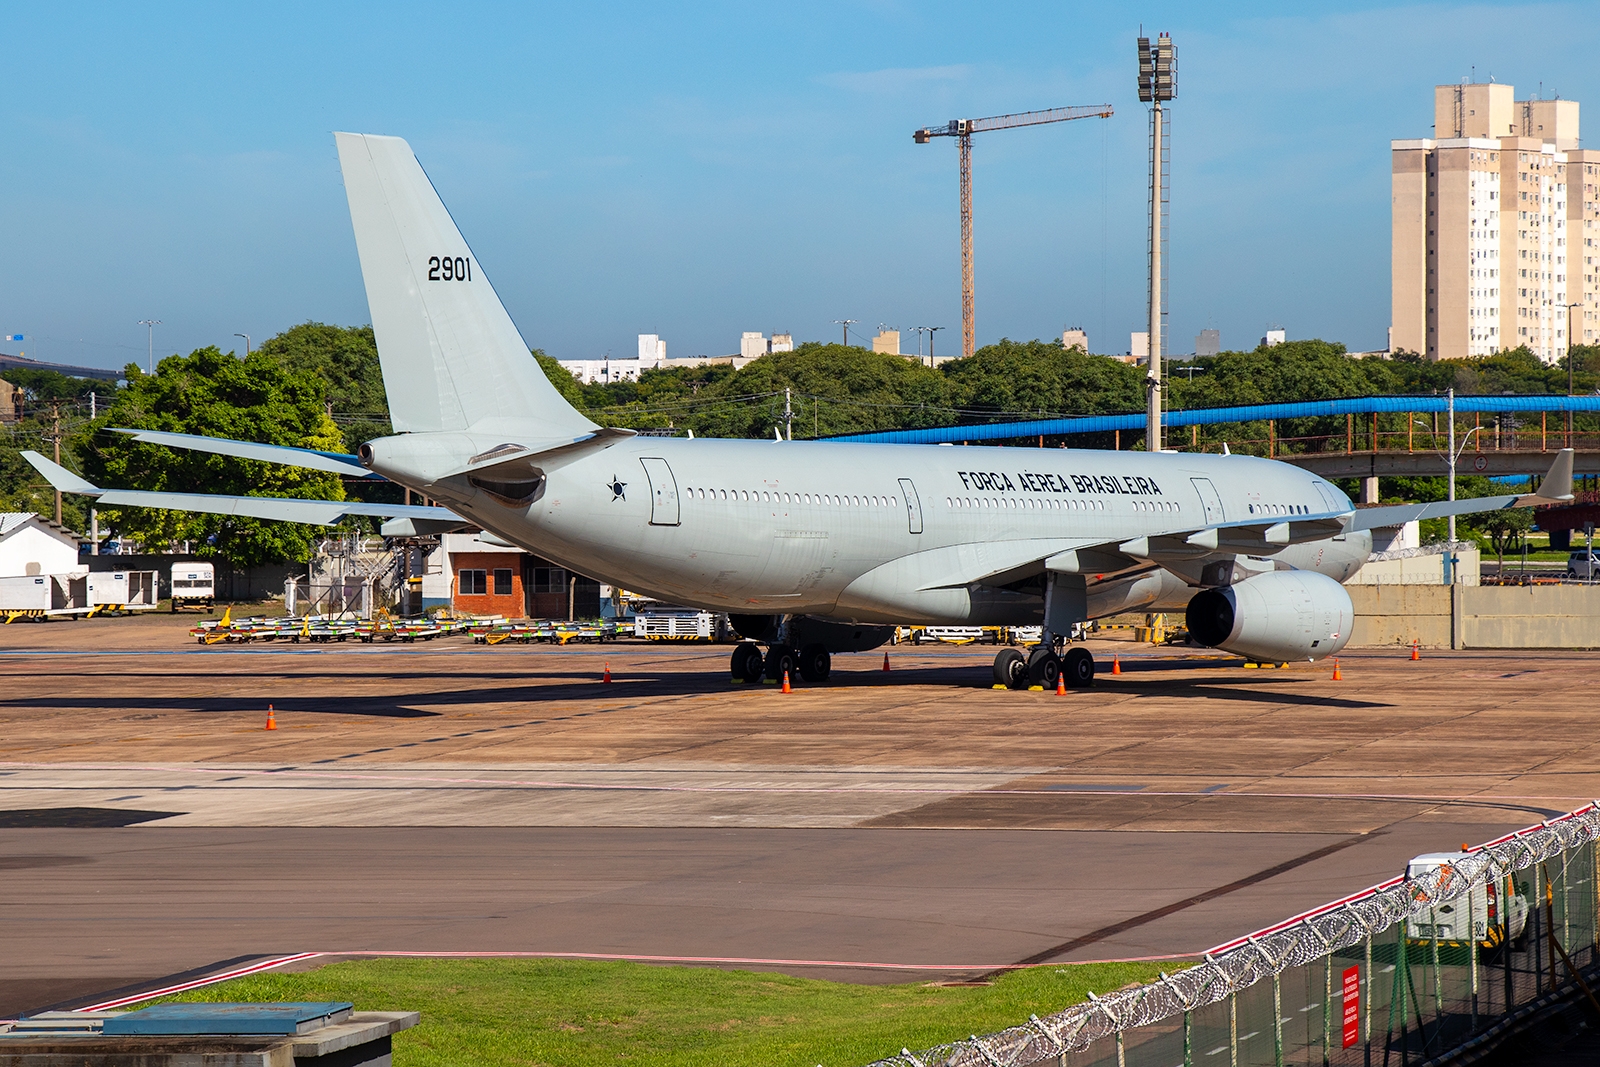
914,104,1113,359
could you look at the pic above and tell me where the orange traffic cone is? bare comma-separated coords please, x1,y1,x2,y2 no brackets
882,652,891,672
602,662,612,683
781,670,792,694
1410,640,1420,662
1111,655,1122,676
265,704,277,730
1055,673,1066,696
1332,659,1343,681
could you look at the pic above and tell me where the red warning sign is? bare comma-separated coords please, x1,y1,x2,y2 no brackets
1341,965,1361,1048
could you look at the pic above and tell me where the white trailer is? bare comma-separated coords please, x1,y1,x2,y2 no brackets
87,570,159,612
0,575,53,615
1,573,89,620
170,562,216,611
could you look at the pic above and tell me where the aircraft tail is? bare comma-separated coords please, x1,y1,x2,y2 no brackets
334,132,595,438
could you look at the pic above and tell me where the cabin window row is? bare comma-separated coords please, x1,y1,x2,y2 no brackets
1249,503,1309,516
946,496,1113,512
681,487,899,508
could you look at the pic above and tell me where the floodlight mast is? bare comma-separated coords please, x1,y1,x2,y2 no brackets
1139,33,1175,452
914,104,1113,360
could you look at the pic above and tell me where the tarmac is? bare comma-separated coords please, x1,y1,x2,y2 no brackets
3,613,1598,1016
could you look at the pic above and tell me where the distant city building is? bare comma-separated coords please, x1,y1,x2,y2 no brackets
561,333,760,384
1392,81,1599,363
1062,327,1088,352
1195,328,1221,357
0,378,18,424
637,333,666,361
740,332,769,360
1260,328,1285,348
872,329,901,355
770,333,794,353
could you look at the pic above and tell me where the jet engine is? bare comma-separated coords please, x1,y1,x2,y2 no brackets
1185,570,1353,662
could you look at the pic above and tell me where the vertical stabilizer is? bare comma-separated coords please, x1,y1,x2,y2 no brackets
334,132,594,437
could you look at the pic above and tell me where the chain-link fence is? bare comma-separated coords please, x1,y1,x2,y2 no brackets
871,803,1600,1067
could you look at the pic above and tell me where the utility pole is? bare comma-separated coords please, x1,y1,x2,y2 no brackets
1566,302,1580,447
234,332,252,356
1138,33,1175,453
138,319,162,374
783,387,793,440
833,319,858,346
50,400,62,525
914,104,1113,359
927,325,944,364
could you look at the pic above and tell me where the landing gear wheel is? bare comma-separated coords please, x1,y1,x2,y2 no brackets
1027,647,1061,690
730,643,764,684
765,645,798,685
993,647,1026,690
798,643,831,683
1062,646,1095,688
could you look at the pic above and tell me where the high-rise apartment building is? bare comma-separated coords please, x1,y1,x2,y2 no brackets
1392,83,1599,363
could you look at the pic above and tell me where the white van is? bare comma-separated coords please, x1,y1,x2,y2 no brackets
1406,851,1529,950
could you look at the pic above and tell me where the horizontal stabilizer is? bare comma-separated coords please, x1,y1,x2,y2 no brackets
24,449,460,527
88,489,460,526
21,451,101,495
110,428,378,477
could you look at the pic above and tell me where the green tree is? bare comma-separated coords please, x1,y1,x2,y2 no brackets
82,347,347,567
255,323,390,454
1465,506,1534,571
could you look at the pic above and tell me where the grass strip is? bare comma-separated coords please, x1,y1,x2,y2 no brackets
157,956,1177,1066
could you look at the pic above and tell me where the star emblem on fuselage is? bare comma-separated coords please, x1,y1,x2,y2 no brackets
608,476,626,501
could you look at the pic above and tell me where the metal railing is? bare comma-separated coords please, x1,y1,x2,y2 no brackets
870,804,1600,1067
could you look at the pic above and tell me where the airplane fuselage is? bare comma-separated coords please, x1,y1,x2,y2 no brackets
368,435,1370,627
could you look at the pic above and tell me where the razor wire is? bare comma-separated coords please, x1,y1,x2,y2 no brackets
867,802,1600,1067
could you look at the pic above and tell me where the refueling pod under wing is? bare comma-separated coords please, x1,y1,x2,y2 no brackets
1185,571,1354,663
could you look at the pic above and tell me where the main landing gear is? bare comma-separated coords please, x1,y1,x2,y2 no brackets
993,643,1094,690
730,641,831,685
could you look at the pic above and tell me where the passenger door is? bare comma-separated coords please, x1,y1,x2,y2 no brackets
898,478,923,534
1191,477,1226,525
639,457,680,526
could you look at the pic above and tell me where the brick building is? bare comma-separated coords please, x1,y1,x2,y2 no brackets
438,532,602,618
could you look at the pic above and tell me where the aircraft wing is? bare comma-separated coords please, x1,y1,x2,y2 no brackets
109,428,379,478
21,451,462,528
1347,447,1574,531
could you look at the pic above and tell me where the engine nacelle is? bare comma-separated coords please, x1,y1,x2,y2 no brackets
1185,570,1354,662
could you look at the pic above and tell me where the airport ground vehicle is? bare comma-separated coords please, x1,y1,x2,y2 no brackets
1567,550,1599,579
1406,851,1530,953
170,562,215,611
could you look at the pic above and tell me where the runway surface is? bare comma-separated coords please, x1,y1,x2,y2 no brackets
3,614,1597,1016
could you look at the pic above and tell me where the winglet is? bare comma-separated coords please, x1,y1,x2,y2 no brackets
1520,447,1575,504
21,451,101,496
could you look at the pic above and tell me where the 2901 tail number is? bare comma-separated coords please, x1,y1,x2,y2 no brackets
428,256,472,282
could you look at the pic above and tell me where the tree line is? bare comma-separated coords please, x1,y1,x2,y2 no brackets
3,323,1595,566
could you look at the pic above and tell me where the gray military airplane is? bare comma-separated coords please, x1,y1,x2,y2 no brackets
25,133,1574,689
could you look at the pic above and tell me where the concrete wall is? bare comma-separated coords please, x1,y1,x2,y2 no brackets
1349,546,1480,586
1350,583,1600,649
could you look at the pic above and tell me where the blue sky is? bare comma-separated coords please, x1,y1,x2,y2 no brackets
1,2,1594,374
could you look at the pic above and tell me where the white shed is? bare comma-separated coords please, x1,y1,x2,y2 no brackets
0,513,84,579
